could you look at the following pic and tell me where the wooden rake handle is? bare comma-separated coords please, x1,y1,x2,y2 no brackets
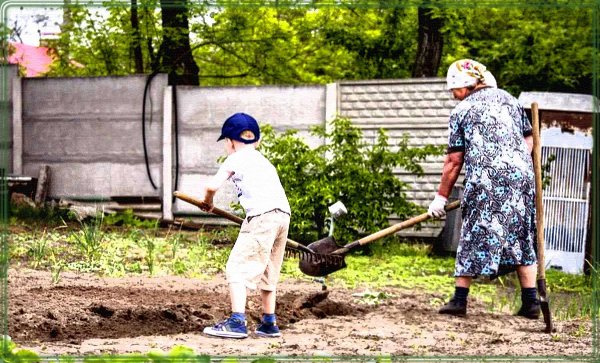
172,191,308,252
333,200,461,254
531,102,546,279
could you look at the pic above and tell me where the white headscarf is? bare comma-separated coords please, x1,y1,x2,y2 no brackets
446,59,497,90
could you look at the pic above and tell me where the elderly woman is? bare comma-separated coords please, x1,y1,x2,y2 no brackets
428,59,539,318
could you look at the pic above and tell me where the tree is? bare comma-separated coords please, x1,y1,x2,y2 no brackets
130,0,144,73
412,6,443,77
156,0,199,85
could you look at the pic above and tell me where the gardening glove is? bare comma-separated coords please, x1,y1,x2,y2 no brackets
427,194,448,218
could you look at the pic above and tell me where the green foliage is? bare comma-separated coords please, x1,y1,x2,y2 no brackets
193,5,417,85
542,153,556,190
9,203,76,226
441,5,594,95
146,345,209,363
259,116,442,243
104,209,159,228
7,218,596,321
49,249,66,285
46,0,161,77
546,267,593,293
28,1,591,94
0,335,40,363
136,233,157,275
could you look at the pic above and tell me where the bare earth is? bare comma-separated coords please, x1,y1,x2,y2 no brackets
8,268,592,359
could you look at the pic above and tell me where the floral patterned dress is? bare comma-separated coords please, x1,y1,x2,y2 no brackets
448,87,537,277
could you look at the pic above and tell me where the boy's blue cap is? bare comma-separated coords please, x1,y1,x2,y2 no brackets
217,112,260,144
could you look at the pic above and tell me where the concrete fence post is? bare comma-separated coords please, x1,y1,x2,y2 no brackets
162,86,173,221
12,76,22,175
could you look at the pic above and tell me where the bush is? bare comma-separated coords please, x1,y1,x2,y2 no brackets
259,116,443,244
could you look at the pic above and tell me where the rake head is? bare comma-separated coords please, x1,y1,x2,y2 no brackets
285,248,346,276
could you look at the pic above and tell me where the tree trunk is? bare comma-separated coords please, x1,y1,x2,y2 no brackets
131,0,144,73
412,7,443,78
157,0,199,85
59,0,72,69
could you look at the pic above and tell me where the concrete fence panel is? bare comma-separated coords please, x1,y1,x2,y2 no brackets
18,74,168,199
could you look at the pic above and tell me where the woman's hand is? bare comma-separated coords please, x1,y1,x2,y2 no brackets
427,194,448,218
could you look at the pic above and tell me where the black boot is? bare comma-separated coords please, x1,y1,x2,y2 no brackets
517,287,540,319
439,298,467,316
516,300,540,319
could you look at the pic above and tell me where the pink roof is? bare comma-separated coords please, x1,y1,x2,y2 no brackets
8,42,55,77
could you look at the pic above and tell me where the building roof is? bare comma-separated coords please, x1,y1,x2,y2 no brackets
8,42,54,77
518,91,598,113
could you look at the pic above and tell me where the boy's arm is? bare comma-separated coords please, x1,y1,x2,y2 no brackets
201,168,233,211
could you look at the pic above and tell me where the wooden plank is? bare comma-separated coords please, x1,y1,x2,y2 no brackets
34,165,50,206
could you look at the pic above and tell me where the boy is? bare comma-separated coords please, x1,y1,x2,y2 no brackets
200,112,291,339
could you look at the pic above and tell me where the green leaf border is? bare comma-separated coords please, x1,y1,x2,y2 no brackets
0,0,598,361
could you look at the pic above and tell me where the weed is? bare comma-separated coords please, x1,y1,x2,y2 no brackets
49,250,65,285
352,290,395,305
171,259,188,276
550,292,594,320
211,226,239,244
370,238,431,257
136,235,157,275
165,225,185,260
570,323,588,338
70,213,105,263
27,230,48,269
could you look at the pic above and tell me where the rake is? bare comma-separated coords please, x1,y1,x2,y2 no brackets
172,191,345,269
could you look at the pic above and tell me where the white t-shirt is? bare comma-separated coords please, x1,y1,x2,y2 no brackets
219,147,291,217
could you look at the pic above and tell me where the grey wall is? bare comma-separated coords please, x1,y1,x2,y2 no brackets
1,65,18,174
17,74,168,198
171,84,330,215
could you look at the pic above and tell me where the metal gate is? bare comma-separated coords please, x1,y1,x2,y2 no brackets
541,146,591,274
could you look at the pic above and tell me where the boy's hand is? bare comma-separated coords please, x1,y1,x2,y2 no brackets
200,189,216,212
200,201,214,212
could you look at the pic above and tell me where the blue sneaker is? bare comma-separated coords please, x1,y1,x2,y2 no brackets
203,317,248,338
255,322,282,337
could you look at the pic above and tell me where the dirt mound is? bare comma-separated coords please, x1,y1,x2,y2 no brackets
10,272,371,343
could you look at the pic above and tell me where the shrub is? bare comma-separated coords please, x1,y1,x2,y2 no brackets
259,116,443,244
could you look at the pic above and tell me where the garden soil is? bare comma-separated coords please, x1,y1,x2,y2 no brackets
8,268,592,358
